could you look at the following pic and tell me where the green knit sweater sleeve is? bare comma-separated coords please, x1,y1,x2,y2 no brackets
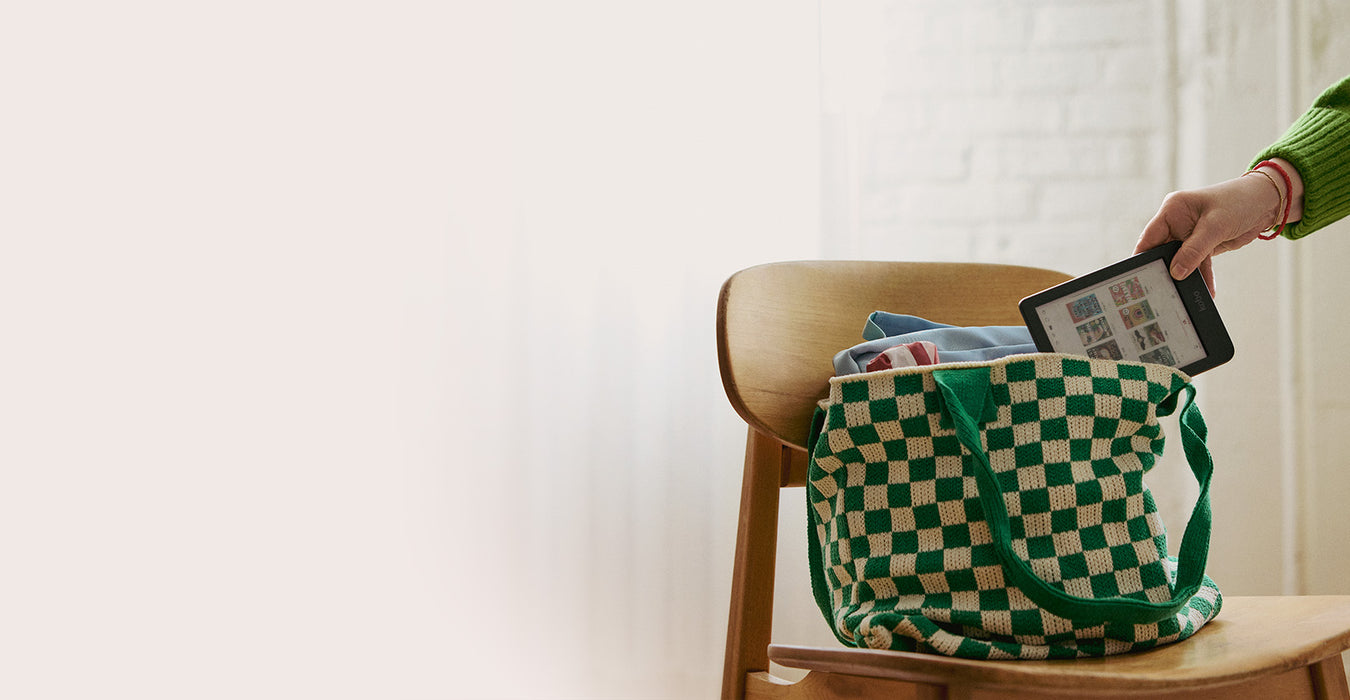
1251,75,1350,240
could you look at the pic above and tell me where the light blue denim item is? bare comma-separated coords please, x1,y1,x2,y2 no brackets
833,311,1038,375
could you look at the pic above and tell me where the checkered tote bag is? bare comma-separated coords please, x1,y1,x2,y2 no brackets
806,353,1221,659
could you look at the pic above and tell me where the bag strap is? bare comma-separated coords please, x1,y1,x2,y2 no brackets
932,365,1213,626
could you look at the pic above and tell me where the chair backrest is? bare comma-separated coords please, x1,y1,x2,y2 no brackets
717,260,1071,449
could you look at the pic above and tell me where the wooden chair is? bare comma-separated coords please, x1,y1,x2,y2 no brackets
716,260,1350,700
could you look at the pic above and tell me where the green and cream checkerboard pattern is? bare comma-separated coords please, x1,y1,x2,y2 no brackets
806,353,1222,659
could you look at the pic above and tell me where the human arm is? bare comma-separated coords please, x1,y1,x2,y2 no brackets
1135,75,1350,294
1134,159,1301,295
1251,75,1350,240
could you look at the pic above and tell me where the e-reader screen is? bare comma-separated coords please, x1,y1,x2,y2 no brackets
1018,242,1233,375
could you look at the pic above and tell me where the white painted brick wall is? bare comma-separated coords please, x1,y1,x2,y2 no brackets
1031,2,1154,46
824,0,1174,275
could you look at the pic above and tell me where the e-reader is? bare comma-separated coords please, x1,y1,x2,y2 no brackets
1018,241,1234,375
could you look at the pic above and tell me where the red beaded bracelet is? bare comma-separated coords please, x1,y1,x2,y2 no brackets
1248,159,1293,240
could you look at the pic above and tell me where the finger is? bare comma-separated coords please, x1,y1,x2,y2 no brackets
1135,212,1176,255
1198,256,1215,297
1169,236,1211,280
1136,191,1202,255
1169,213,1235,280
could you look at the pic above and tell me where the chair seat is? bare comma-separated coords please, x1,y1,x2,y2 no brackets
770,596,1350,696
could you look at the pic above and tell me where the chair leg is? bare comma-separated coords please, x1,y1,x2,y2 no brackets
1311,655,1350,700
722,428,787,700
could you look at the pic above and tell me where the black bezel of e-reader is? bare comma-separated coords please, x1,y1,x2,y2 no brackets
1018,241,1234,375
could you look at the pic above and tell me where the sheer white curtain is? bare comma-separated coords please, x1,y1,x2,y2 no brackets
457,3,820,696
3,1,819,699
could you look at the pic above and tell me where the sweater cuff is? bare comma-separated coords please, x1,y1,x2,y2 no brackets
1251,106,1350,240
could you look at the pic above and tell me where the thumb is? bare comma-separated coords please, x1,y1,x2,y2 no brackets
1168,222,1224,281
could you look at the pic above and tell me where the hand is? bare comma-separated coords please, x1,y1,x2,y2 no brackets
1134,159,1301,296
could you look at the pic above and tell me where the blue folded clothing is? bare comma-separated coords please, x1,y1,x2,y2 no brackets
834,311,1038,375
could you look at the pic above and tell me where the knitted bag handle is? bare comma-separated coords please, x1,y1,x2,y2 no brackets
932,365,1214,625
